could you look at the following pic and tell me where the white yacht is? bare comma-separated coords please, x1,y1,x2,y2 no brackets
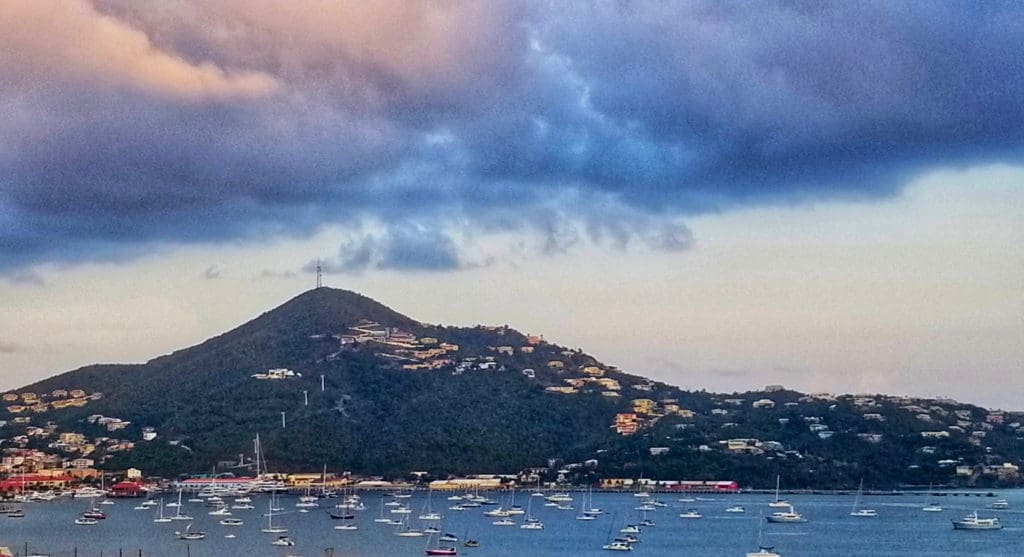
952,511,1002,530
766,504,806,523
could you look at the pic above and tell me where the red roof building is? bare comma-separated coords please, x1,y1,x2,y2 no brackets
109,481,144,497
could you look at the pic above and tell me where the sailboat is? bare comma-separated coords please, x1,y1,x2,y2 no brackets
747,512,780,557
170,489,194,521
576,492,597,521
175,523,206,540
531,477,545,497
922,483,943,512
374,495,394,523
153,499,172,523
425,530,458,555
395,513,425,537
849,479,877,517
768,475,789,508
520,497,543,530
419,489,442,520
506,489,525,515
261,495,287,534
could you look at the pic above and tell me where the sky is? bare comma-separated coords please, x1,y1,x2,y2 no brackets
0,1,1021,408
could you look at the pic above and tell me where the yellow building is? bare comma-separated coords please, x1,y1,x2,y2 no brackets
632,398,657,415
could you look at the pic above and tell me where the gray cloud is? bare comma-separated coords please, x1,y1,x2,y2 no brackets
2,1,1023,272
203,265,221,279
308,225,466,274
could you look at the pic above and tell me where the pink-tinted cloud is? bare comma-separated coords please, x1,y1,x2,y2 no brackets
0,0,279,101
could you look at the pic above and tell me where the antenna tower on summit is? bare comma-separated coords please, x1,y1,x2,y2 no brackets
316,258,323,289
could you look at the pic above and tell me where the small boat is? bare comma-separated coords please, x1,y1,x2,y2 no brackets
463,539,480,548
334,523,358,530
726,506,745,513
952,511,1002,530
850,479,877,518
922,483,943,512
208,507,232,516
82,509,107,520
678,509,703,519
602,541,633,551
6,509,24,519
990,499,1010,510
492,518,515,526
220,518,244,526
270,535,295,546
440,533,458,542
175,524,206,540
620,524,641,533
75,517,99,525
224,534,236,539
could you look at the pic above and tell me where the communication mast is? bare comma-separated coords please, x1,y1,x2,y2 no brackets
316,258,323,289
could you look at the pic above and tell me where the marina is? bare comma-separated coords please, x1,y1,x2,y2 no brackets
3,491,1023,556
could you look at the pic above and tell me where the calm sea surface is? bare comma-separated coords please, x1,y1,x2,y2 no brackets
3,491,1023,556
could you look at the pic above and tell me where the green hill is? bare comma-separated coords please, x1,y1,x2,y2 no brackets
3,288,1023,489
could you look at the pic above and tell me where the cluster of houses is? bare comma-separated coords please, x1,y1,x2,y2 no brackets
334,320,461,371
3,388,101,415
613,398,697,435
0,400,157,490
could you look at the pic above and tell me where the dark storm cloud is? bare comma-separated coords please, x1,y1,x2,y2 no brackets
2,1,1022,271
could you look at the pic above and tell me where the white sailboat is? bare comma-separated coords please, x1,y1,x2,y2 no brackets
922,483,943,512
261,494,287,534
153,498,172,523
395,513,424,537
849,479,877,517
170,489,194,521
747,512,780,557
768,475,789,508
520,497,544,530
